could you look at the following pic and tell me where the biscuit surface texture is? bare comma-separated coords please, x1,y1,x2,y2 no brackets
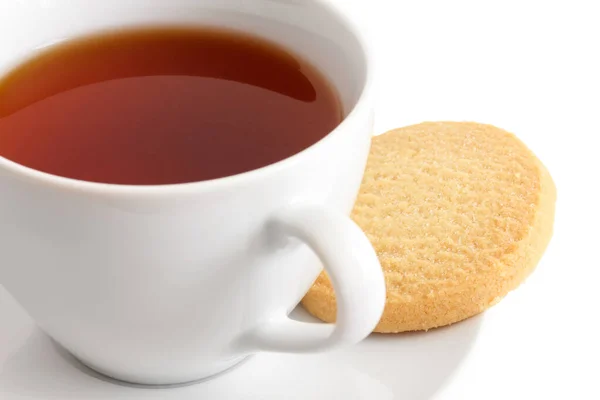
302,122,556,332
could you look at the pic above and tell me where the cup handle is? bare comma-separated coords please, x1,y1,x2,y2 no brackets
238,205,386,353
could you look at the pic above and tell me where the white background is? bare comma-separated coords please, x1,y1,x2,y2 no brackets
354,0,600,398
1,0,599,399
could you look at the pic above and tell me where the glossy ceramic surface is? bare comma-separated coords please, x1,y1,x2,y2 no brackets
0,0,385,386
0,287,482,400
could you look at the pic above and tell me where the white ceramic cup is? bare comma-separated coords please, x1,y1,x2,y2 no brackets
0,0,384,386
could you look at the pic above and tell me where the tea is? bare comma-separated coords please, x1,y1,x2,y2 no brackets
0,27,342,185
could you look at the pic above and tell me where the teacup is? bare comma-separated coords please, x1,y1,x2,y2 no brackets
0,0,384,386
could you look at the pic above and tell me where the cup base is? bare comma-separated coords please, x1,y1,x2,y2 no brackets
70,353,252,388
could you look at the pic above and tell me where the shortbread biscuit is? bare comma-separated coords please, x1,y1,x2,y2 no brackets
302,122,556,332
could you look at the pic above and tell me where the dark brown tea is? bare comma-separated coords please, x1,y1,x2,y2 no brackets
0,27,342,185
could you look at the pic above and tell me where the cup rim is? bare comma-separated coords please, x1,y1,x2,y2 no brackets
0,0,373,198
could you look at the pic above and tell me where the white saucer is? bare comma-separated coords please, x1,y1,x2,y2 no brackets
0,285,482,400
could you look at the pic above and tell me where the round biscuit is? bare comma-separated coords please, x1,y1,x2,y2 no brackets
302,121,556,332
